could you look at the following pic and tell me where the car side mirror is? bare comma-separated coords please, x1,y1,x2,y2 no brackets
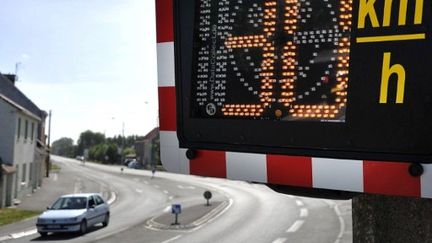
46,206,51,210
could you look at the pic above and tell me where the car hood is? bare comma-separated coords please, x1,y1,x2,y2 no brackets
39,209,86,219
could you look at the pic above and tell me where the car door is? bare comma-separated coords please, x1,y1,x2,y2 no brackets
86,196,98,226
94,195,107,224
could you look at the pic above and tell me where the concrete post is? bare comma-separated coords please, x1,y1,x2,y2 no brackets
352,194,432,243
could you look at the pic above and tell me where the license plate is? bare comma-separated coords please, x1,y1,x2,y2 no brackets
47,225,61,229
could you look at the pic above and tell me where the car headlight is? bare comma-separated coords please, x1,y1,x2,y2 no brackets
66,217,78,222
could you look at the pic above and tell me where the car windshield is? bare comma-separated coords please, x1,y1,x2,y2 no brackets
51,197,87,210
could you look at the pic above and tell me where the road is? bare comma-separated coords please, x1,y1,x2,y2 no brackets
4,156,352,243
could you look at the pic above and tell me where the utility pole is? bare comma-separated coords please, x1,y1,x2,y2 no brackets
121,122,125,163
14,62,21,82
47,110,52,147
45,110,52,177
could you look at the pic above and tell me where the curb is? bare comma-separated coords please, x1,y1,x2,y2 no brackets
145,199,232,232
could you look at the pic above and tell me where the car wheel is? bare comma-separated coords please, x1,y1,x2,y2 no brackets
102,213,110,227
38,232,48,237
79,220,87,234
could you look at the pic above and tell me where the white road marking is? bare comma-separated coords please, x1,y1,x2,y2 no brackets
333,203,346,243
177,185,196,190
323,200,347,243
168,196,174,201
163,190,169,194
161,234,182,243
107,191,117,205
73,179,83,193
0,235,11,241
295,200,304,207
300,208,308,218
135,189,143,193
272,238,287,243
10,229,37,239
164,206,171,213
286,220,305,233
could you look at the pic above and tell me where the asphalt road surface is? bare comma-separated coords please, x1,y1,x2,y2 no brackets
4,156,352,243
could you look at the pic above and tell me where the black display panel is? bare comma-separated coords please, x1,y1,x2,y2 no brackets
174,0,432,163
192,0,351,122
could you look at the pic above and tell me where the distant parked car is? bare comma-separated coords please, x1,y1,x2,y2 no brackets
36,193,110,237
127,160,143,169
123,158,135,166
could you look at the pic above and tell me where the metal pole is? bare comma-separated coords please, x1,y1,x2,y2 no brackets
46,110,52,177
47,110,52,147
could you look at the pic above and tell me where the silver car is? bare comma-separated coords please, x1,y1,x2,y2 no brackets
36,193,110,237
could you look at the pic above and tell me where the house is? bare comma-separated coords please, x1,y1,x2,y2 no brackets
135,127,159,169
0,74,48,207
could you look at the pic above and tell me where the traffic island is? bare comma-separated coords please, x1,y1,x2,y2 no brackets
146,200,229,231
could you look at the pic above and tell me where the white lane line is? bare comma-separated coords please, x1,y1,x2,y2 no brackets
161,234,182,243
272,238,287,243
135,189,143,193
177,185,196,190
163,190,169,194
295,200,304,207
324,200,347,243
299,208,308,218
286,220,305,233
334,203,346,243
0,235,12,241
10,229,37,239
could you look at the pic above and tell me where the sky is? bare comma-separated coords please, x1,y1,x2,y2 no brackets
0,0,159,144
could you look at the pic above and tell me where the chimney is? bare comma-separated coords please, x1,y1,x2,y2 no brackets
4,74,16,85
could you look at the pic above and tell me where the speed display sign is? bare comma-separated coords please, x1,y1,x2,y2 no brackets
174,0,432,162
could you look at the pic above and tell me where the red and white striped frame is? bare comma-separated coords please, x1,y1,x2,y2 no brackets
155,0,432,198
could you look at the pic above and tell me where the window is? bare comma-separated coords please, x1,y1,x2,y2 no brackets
22,164,27,182
24,120,28,140
95,195,104,205
17,118,21,140
88,197,96,208
31,122,35,142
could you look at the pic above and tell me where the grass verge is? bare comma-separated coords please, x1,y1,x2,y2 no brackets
0,208,41,226
49,163,61,172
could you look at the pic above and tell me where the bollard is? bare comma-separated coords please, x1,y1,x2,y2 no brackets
203,191,212,206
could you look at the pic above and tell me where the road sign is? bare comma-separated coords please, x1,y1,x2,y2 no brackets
171,204,181,214
174,0,432,163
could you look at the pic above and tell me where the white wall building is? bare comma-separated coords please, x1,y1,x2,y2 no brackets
0,94,40,207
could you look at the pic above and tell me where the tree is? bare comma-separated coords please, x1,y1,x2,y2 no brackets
51,137,75,157
88,143,119,164
77,130,105,155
